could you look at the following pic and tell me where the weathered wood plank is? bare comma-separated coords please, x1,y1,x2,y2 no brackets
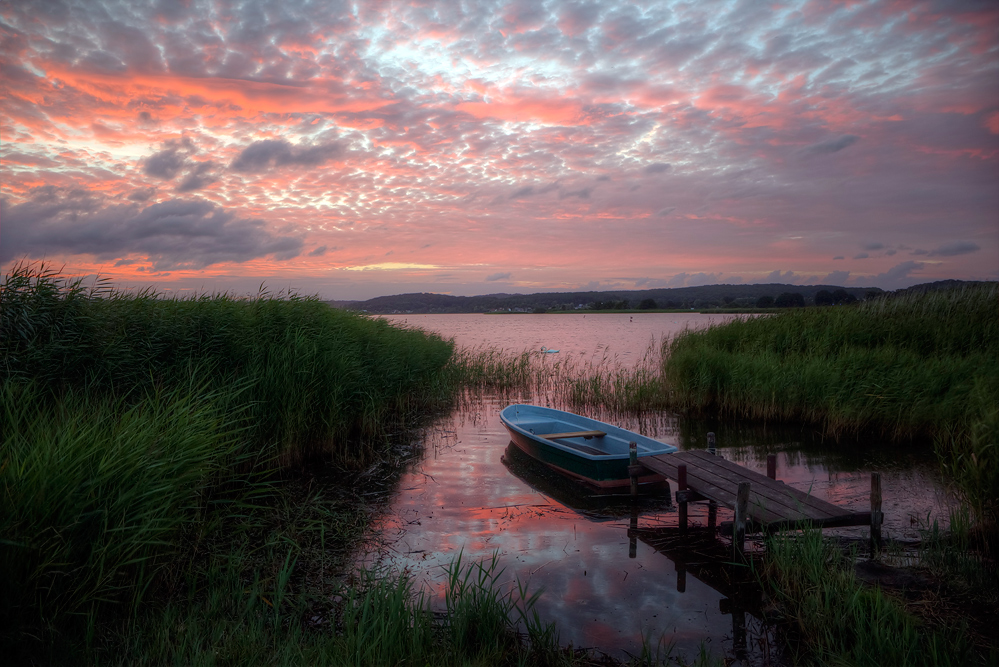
541,430,606,440
680,451,847,519
641,455,815,523
640,451,868,528
681,462,837,522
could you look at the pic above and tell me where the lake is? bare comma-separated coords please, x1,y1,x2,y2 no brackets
357,314,954,663
381,312,743,368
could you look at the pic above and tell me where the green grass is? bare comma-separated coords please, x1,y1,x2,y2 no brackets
0,263,462,661
3,264,693,666
763,530,981,666
661,284,999,540
661,283,998,439
1,262,456,466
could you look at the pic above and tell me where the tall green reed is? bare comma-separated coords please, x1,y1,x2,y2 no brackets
661,284,999,539
0,379,248,624
1,262,455,464
662,283,998,440
764,530,976,666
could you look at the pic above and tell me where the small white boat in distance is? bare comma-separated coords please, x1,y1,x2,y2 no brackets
540,347,560,353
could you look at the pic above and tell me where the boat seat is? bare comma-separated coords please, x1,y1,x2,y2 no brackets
555,441,612,456
540,430,607,440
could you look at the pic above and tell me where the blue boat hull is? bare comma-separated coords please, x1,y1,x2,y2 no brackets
500,404,677,489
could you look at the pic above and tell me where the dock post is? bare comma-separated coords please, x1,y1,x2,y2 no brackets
708,501,717,529
870,472,883,557
629,442,638,497
733,482,750,560
677,464,688,531
629,505,638,559
707,432,716,455
767,454,777,480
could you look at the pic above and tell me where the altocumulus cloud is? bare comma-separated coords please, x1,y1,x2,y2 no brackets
486,272,511,281
232,139,341,174
0,191,303,270
928,241,980,257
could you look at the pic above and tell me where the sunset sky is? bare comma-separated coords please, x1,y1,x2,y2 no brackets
2,0,997,299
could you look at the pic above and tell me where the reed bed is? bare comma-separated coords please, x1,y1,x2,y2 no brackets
0,263,457,659
764,530,982,666
662,284,998,440
662,284,999,540
448,341,671,414
1,262,456,465
2,264,681,665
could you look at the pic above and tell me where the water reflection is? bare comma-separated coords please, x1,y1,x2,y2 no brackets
355,393,952,662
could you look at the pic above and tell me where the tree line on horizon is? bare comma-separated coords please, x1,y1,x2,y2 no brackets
331,279,987,315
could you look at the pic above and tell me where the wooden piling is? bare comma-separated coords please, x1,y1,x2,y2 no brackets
767,454,777,480
707,432,716,455
678,464,688,531
733,481,750,560
870,472,883,557
629,505,638,558
629,442,639,497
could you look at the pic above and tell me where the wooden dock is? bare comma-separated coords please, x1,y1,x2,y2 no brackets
632,442,882,557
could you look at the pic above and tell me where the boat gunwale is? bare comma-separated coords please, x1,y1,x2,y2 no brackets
499,404,677,462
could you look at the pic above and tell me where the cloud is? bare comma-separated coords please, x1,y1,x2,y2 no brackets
853,252,869,259
176,162,218,192
823,270,851,284
143,138,196,179
559,187,590,199
634,277,671,288
866,261,925,290
231,139,341,174
643,163,671,174
486,272,511,281
1,191,303,270
658,207,676,216
128,187,156,202
833,256,845,260
665,272,723,287
308,245,328,256
686,272,723,287
928,241,981,257
766,270,799,283
862,242,884,251
802,135,859,155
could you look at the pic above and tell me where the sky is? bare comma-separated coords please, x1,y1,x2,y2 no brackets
1,0,997,300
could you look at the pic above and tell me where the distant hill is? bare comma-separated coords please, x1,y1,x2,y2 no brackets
329,283,888,314
892,279,992,295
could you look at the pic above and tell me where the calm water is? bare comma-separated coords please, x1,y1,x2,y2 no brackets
357,314,953,664
382,312,743,368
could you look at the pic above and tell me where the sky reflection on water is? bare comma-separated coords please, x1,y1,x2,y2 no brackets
356,314,953,662
357,394,952,662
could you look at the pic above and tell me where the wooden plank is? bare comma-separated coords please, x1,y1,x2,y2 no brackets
642,456,791,524
690,454,848,521
680,451,848,520
557,441,612,456
679,462,837,523
641,451,866,526
540,430,606,440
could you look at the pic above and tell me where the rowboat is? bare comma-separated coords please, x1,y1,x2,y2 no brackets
499,404,677,489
